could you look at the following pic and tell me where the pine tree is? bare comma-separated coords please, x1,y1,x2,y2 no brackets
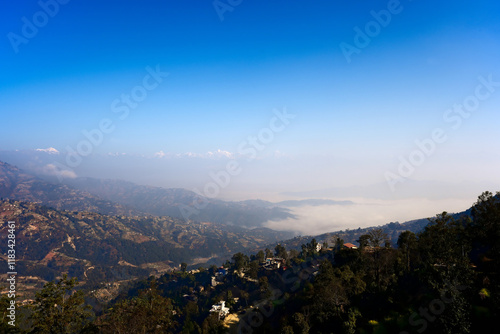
30,274,94,334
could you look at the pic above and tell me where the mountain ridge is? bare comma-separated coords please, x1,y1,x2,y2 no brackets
62,176,297,228
0,161,140,216
0,160,298,228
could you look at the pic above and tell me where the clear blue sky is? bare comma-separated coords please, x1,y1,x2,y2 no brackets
1,0,500,187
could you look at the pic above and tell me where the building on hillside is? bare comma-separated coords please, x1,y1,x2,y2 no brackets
211,267,227,286
211,276,219,287
343,243,358,249
217,267,227,276
210,301,230,319
263,257,286,270
316,243,323,252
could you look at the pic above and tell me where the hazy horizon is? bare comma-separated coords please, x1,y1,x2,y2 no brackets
0,148,494,236
2,1,500,234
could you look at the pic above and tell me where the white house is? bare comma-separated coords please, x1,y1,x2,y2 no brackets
210,300,230,319
316,243,322,252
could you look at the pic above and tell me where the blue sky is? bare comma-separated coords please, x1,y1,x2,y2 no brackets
1,0,500,232
2,0,500,155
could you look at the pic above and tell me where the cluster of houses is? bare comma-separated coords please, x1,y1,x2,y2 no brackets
205,240,364,321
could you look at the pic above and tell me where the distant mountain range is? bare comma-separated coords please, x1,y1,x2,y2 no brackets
0,161,298,228
0,161,140,216
62,177,355,222
62,177,297,228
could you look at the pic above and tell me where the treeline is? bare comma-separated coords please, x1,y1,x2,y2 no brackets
2,191,499,333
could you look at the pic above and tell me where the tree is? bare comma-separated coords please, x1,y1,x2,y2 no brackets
469,191,500,329
281,325,294,334
231,252,249,272
182,301,200,332
397,231,417,272
292,312,310,334
300,239,319,258
418,212,469,270
368,229,389,248
240,290,250,307
248,261,259,279
275,244,288,259
103,282,175,333
180,262,188,273
289,249,300,260
356,234,370,250
471,191,500,271
312,261,365,329
334,236,344,251
255,250,265,263
209,265,218,276
259,277,271,298
343,308,361,334
310,239,319,254
201,313,224,334
30,274,94,334
417,212,473,333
